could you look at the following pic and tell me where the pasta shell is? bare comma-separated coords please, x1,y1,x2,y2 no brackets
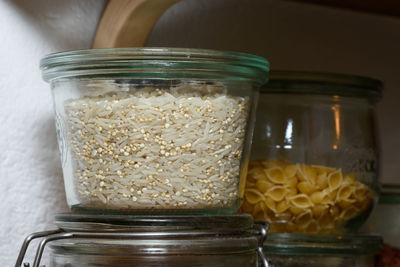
329,206,340,217
343,174,356,185
312,204,329,217
316,173,329,189
263,197,276,212
338,199,356,209
256,179,273,193
296,164,307,182
310,191,328,204
340,206,360,220
286,186,298,197
303,165,317,185
288,194,314,209
248,168,268,181
265,167,286,184
286,176,298,187
245,189,265,204
289,206,304,215
353,183,370,201
295,210,313,227
328,169,343,191
265,186,287,202
337,184,354,200
276,200,290,213
284,164,298,178
320,189,334,205
312,165,335,174
297,181,316,195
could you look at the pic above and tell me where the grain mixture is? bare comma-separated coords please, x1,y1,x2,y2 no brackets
64,85,249,210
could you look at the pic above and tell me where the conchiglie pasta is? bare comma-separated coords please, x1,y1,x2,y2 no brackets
337,184,354,200
297,181,316,195
263,197,277,212
288,194,314,209
256,180,273,192
302,166,318,185
284,164,298,178
239,159,373,234
310,191,328,204
245,189,265,204
265,186,287,202
295,210,313,228
311,204,329,217
316,173,329,188
265,167,286,184
328,170,343,191
276,200,290,213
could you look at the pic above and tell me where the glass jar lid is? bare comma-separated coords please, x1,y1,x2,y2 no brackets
40,47,269,85
49,214,262,256
379,184,400,204
16,214,270,267
264,233,382,256
54,213,254,232
262,71,382,99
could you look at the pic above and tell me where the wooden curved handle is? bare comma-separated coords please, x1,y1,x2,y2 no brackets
93,0,180,48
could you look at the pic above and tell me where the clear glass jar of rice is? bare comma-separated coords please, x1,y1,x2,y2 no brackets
40,48,269,214
239,71,382,233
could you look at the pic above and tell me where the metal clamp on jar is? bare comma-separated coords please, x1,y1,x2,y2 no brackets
15,214,272,267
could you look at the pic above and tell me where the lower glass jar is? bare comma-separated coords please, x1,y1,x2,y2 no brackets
263,233,382,267
16,214,271,267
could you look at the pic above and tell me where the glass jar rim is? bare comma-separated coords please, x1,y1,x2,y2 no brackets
49,237,258,256
54,213,254,232
261,70,382,99
49,214,259,255
263,233,382,255
40,47,269,85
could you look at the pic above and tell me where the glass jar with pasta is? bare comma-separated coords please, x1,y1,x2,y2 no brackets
240,71,382,234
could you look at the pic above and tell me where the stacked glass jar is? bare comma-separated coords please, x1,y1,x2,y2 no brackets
15,48,271,267
239,71,383,266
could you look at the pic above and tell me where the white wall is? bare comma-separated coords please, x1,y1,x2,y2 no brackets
1,0,399,265
0,0,107,265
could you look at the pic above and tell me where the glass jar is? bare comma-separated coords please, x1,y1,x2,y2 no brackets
263,233,382,267
240,71,382,233
40,48,269,214
15,214,271,267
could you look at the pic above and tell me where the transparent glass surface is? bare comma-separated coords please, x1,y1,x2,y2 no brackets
266,254,375,267
41,48,269,214
49,214,259,267
264,233,382,267
50,248,258,267
240,72,381,234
